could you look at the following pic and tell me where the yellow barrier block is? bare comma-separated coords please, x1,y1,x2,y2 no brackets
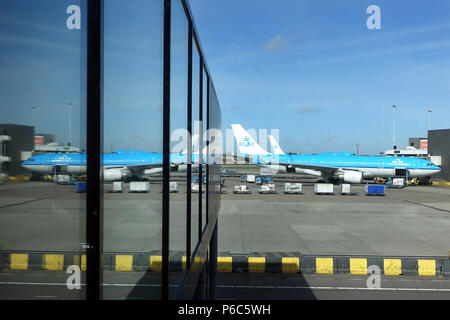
384,259,402,276
115,255,133,272
418,260,436,276
10,254,29,270
350,258,368,275
316,258,334,274
43,254,64,271
217,257,232,273
249,257,265,273
182,256,186,271
282,257,299,274
81,255,87,271
432,181,450,186
8,176,30,181
150,256,162,271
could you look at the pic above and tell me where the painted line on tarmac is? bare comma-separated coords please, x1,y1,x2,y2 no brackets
217,285,450,292
1,281,450,292
0,197,52,209
386,196,450,214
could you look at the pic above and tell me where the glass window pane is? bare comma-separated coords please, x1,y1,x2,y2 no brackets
202,67,208,229
0,0,87,299
103,0,163,300
191,42,200,255
169,0,189,298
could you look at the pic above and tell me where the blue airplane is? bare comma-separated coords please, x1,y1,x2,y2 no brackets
232,124,441,184
21,150,203,182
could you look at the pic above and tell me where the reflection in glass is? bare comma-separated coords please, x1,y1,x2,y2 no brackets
103,0,163,299
169,0,189,298
0,0,87,299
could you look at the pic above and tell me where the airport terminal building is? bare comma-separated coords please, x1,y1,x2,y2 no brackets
428,129,450,181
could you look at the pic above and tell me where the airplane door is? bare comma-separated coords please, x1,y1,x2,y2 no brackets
55,165,68,174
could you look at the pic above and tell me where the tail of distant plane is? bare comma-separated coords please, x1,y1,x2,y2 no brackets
181,134,200,154
268,135,285,155
231,124,269,155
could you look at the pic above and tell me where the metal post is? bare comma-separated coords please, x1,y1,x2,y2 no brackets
186,21,193,270
68,102,72,146
428,109,432,132
198,57,203,243
209,222,218,300
86,0,103,301
162,0,171,301
392,105,397,149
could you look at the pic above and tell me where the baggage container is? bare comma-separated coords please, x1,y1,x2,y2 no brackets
259,183,277,194
247,175,256,183
314,183,334,195
284,183,302,194
169,181,179,193
233,185,251,194
112,181,124,193
55,174,72,185
264,177,274,184
240,175,247,182
392,178,407,188
340,183,352,195
76,182,87,193
365,184,385,196
255,176,264,185
129,181,150,193
192,182,205,193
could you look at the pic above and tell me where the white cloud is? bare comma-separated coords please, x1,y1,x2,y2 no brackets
297,106,317,114
265,35,287,52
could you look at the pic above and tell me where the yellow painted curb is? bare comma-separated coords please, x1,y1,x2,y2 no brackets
418,259,436,276
10,254,29,270
350,258,367,275
384,259,402,276
316,258,333,274
115,255,133,272
282,257,299,274
248,257,265,273
217,257,232,273
43,254,64,271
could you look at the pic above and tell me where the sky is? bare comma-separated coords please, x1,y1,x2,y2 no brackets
188,0,450,154
1,1,450,155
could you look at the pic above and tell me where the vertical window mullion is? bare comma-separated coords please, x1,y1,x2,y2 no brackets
186,21,193,270
198,55,203,243
162,0,171,301
86,0,103,301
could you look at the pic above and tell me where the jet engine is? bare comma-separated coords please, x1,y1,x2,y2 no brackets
144,168,163,175
104,168,127,182
339,171,363,184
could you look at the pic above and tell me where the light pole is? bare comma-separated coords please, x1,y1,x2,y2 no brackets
392,105,397,149
67,102,72,146
31,106,37,132
428,109,432,132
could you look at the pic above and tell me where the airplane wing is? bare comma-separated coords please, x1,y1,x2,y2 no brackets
105,163,164,177
256,156,339,177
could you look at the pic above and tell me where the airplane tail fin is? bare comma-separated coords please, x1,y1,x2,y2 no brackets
231,124,269,155
181,134,200,154
268,135,285,155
